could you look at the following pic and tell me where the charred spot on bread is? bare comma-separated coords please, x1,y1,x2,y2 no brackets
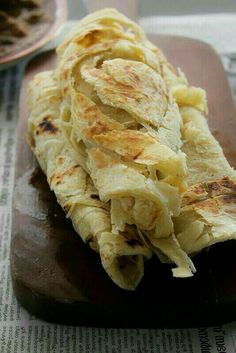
37,116,58,134
91,194,99,200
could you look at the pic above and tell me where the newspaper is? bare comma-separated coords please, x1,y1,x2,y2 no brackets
1,62,236,353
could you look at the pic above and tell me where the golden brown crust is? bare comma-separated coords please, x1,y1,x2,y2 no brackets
93,130,156,161
72,92,123,141
81,59,168,127
182,177,236,208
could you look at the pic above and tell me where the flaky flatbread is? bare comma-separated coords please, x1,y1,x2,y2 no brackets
54,9,195,277
28,71,152,290
171,86,236,255
27,8,236,288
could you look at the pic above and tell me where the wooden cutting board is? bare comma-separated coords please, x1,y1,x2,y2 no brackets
11,35,236,328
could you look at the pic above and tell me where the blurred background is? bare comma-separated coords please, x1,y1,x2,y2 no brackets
67,0,236,19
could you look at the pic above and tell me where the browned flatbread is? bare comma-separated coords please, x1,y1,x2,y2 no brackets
27,8,236,289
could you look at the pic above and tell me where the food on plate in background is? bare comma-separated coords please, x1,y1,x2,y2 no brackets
0,0,52,58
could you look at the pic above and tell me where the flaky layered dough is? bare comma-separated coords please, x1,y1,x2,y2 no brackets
55,8,196,278
27,8,236,289
169,80,236,255
28,71,152,290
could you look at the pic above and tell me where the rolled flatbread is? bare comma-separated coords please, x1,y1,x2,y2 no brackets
29,8,236,285
172,86,236,255
55,8,195,277
27,71,152,290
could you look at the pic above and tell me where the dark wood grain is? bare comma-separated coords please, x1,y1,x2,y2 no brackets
11,35,236,327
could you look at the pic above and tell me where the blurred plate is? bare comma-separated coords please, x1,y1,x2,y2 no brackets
0,0,67,69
